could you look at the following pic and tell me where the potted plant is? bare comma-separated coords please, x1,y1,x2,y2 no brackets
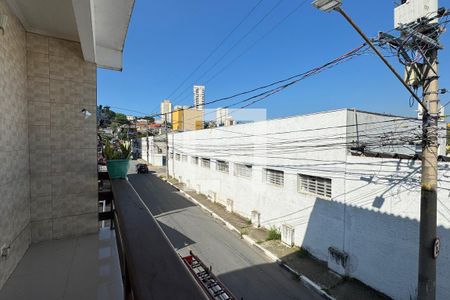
104,141,132,179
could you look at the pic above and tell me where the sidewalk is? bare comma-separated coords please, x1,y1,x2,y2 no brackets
145,163,391,300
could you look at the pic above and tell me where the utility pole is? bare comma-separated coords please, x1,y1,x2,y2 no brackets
165,113,169,180
418,48,439,300
146,119,149,163
312,1,446,298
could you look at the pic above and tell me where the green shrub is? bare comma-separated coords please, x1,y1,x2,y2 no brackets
266,226,281,241
104,141,131,160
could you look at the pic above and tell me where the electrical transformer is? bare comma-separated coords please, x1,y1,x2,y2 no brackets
394,0,438,28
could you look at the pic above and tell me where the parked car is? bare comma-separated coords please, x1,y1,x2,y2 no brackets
136,163,149,174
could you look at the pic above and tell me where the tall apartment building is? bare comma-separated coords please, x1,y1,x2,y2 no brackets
161,99,172,123
216,108,229,126
193,85,205,110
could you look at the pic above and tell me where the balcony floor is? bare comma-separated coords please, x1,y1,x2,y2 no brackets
0,228,123,300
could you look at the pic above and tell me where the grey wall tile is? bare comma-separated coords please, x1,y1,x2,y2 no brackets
50,79,82,104
27,33,48,54
83,63,97,84
27,51,49,78
49,55,65,80
76,129,98,149
29,149,51,177
49,38,83,59
31,220,53,243
0,0,30,290
25,34,99,245
30,175,52,198
52,213,98,240
71,148,97,175
50,127,72,150
0,225,30,287
28,101,50,126
0,187,14,245
65,57,84,83
28,76,49,103
31,196,52,221
29,125,51,151
52,192,97,218
81,83,96,106
51,103,74,128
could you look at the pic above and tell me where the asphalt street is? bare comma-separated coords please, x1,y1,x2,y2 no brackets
128,171,321,300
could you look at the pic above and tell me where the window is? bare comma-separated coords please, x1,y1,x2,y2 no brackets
298,174,332,198
175,153,180,161
182,155,187,162
216,160,229,173
234,163,252,178
192,156,199,165
201,158,210,168
264,169,284,186
170,152,173,159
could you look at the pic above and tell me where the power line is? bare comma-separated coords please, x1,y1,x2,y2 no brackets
173,44,369,124
106,43,369,126
170,0,286,106
172,0,309,104
165,0,264,101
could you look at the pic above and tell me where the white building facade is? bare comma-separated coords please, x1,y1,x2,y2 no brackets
141,136,167,167
166,109,450,300
216,108,229,126
161,99,172,123
194,85,205,110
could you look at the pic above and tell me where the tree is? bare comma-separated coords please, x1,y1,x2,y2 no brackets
142,116,155,123
97,105,116,128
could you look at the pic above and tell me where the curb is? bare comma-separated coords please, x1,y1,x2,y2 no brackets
164,178,336,300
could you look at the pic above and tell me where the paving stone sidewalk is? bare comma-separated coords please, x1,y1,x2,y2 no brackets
145,163,391,300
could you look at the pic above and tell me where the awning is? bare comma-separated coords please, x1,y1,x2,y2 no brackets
6,0,134,71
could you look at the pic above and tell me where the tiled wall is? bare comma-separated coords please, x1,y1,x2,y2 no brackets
0,1,30,288
27,33,98,242
0,0,99,289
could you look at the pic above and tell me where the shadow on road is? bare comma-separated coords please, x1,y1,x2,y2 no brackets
158,221,196,250
128,173,197,216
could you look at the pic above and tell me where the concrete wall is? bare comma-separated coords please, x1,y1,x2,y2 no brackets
167,108,450,300
0,0,31,289
27,33,98,242
141,136,166,167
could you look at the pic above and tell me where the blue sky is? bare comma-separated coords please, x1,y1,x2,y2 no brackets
97,0,450,119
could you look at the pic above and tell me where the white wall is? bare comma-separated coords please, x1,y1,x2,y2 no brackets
140,137,166,167
167,109,450,300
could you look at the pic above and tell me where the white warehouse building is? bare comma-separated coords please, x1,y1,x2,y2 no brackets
166,108,450,300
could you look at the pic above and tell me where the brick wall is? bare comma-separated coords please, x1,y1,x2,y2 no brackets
27,33,98,242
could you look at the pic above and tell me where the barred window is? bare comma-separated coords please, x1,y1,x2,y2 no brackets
234,163,252,178
192,156,199,165
175,153,180,161
298,174,332,198
182,155,187,162
264,169,284,186
201,158,210,168
216,160,229,173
